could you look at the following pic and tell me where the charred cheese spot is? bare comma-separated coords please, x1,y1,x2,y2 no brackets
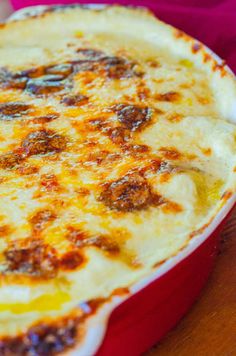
87,117,109,131
1,63,73,93
4,239,59,279
22,130,67,156
72,60,97,73
0,103,31,120
157,161,177,174
155,91,181,102
197,96,210,105
4,77,28,90
162,201,183,214
67,227,120,255
174,29,184,38
76,187,90,197
174,29,192,42
84,150,120,167
29,114,59,124
14,67,46,79
135,158,162,176
61,94,89,106
113,104,152,131
3,237,84,279
17,64,72,80
203,53,211,63
1,68,43,91
107,127,130,144
136,83,151,101
40,174,60,191
72,53,137,79
60,250,85,271
99,173,162,212
159,147,182,160
191,42,202,53
0,68,27,90
26,78,65,96
159,171,171,183
0,152,24,169
0,314,80,356
146,59,160,68
85,118,132,147
201,147,212,156
30,210,57,233
101,56,137,79
0,225,11,237
45,64,73,78
122,144,150,156
17,165,39,175
76,48,105,59
166,113,183,122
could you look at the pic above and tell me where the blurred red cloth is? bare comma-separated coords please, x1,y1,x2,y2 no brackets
10,0,236,73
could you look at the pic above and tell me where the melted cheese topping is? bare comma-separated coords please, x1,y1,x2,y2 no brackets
0,5,235,353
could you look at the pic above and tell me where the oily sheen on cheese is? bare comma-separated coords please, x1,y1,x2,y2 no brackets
0,5,235,355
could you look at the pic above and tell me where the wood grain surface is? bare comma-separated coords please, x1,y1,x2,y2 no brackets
0,3,236,355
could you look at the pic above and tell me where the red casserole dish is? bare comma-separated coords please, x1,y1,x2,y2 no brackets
3,4,236,356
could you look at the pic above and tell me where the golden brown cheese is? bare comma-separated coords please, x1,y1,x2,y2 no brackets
0,4,235,355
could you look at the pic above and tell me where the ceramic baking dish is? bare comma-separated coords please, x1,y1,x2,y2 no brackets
3,4,236,356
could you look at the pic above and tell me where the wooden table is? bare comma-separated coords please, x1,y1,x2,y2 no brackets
0,3,236,355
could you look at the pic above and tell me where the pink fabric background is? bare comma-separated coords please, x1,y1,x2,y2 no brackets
10,0,236,74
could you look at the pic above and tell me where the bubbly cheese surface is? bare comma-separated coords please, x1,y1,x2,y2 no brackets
0,5,235,355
